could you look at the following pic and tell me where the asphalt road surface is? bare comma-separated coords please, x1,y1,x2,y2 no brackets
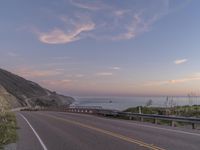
15,111,200,150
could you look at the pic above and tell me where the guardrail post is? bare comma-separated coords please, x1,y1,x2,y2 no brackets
171,120,175,127
192,123,196,129
140,117,144,122
154,118,158,124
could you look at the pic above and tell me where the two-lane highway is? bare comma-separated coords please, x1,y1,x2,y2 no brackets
16,111,200,150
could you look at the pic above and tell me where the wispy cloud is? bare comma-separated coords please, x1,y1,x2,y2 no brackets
41,79,72,89
144,73,200,86
51,56,71,60
15,68,62,78
114,10,131,17
38,23,95,44
75,74,84,78
112,13,152,40
34,0,189,44
174,59,188,65
69,0,107,11
7,52,19,57
96,72,113,76
111,67,121,70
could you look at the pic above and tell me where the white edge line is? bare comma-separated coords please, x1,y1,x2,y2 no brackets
19,113,48,150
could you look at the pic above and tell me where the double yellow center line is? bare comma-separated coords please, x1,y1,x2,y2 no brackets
38,113,166,150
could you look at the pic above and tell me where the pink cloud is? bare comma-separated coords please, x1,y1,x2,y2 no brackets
15,68,62,78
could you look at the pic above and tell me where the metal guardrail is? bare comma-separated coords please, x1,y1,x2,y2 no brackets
69,106,103,109
118,112,200,129
64,107,200,129
25,106,200,129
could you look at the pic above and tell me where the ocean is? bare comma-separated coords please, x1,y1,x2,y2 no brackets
71,96,200,111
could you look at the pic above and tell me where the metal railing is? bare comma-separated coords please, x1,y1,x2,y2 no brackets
23,106,200,129
118,112,200,129
65,107,200,129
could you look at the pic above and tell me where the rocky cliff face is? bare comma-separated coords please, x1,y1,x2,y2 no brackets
0,68,74,108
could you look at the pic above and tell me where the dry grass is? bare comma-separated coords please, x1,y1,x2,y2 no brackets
0,112,17,149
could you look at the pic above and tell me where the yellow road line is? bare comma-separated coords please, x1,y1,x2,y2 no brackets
38,113,166,150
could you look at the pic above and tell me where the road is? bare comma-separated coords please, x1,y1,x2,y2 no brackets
15,111,200,150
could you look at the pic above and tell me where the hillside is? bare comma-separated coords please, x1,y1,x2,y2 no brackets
0,68,74,109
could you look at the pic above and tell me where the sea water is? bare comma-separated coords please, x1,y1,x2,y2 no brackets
71,96,200,111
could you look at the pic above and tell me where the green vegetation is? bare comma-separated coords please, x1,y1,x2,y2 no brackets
0,112,18,149
123,105,200,128
125,106,166,115
124,105,200,117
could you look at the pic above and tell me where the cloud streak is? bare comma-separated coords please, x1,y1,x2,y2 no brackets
38,23,95,44
111,13,153,40
111,67,121,70
70,0,107,11
145,73,200,86
7,52,20,57
34,0,189,44
42,79,71,85
15,68,62,78
174,59,188,65
96,72,113,76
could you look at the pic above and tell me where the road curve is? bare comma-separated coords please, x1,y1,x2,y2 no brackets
15,111,200,150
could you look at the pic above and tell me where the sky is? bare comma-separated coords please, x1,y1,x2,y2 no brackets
0,0,200,97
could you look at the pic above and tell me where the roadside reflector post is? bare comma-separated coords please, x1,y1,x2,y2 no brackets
171,120,175,127
154,118,158,124
139,107,142,114
192,123,196,129
140,117,144,122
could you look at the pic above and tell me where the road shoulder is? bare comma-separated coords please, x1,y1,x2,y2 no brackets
15,113,44,150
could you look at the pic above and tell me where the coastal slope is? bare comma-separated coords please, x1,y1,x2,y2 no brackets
0,68,74,109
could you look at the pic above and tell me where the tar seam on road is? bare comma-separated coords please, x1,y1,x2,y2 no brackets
38,113,166,150
19,113,48,150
